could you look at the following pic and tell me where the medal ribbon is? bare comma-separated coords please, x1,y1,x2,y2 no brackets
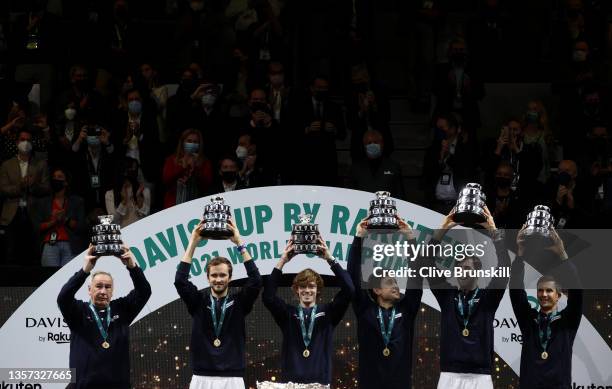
378,306,396,348
88,303,111,343
298,305,318,349
456,288,480,330
210,294,228,339
538,311,560,352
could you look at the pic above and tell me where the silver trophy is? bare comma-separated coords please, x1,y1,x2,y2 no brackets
291,214,320,254
367,191,399,230
523,205,555,247
452,183,487,226
91,215,124,256
201,196,233,239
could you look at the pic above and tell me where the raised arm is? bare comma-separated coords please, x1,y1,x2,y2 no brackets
227,219,262,315
57,246,98,328
174,222,205,313
262,240,293,327
509,256,532,334
316,237,355,326
116,245,152,323
347,219,368,313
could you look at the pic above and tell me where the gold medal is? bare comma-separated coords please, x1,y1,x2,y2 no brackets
213,338,221,347
303,349,310,358
462,328,469,337
383,347,391,357
541,351,548,360
102,341,110,349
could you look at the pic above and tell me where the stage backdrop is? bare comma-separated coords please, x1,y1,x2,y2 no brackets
0,186,610,388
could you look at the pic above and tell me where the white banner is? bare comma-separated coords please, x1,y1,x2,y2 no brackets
0,186,610,387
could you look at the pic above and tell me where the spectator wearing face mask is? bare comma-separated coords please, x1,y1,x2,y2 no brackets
140,63,169,145
347,64,392,162
32,167,86,267
433,38,485,134
50,101,82,168
210,155,246,194
235,133,270,187
349,129,405,200
266,61,295,127
189,82,229,162
1,103,51,164
0,130,50,265
295,75,346,186
105,157,150,228
522,100,552,185
162,129,213,208
71,124,116,213
484,161,526,229
546,160,590,228
111,88,160,185
422,113,477,214
55,65,109,127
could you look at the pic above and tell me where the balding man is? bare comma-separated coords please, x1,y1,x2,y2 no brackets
349,129,405,199
57,245,151,389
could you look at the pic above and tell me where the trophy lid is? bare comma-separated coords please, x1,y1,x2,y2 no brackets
98,215,114,225
533,205,551,213
465,183,482,191
375,191,391,199
298,214,313,224
210,196,226,204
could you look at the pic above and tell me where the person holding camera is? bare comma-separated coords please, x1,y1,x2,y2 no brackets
175,219,262,389
71,124,116,213
262,236,354,387
57,244,151,389
547,159,589,228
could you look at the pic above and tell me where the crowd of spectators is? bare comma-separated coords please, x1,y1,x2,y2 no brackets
1,0,611,266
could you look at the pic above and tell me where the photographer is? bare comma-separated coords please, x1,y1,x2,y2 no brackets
71,123,116,213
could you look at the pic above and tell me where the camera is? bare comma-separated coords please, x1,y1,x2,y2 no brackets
87,126,101,137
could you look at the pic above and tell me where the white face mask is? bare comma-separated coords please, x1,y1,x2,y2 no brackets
236,146,248,160
201,94,217,107
17,140,32,154
65,108,77,121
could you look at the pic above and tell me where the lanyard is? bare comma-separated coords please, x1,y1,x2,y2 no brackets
88,303,111,341
298,305,318,349
378,306,396,347
456,288,479,329
210,294,228,339
538,311,560,351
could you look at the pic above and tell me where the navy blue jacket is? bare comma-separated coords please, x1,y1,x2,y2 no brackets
262,262,355,385
510,258,583,389
174,260,262,377
57,267,151,389
347,236,423,389
425,237,510,375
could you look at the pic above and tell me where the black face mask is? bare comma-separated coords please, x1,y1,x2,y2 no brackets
51,179,66,192
125,169,138,181
589,138,609,155
74,79,90,92
180,79,196,95
557,171,572,187
353,83,369,93
221,171,238,183
250,102,270,114
450,52,466,66
495,176,512,189
313,90,328,102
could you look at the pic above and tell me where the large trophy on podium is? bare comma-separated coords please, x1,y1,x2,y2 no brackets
522,205,555,247
201,196,233,239
291,214,320,255
452,183,487,227
367,191,399,230
91,215,124,256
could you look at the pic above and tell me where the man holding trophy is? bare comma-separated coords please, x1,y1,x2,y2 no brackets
57,242,152,389
510,212,583,388
175,216,262,389
347,215,424,389
420,203,510,389
262,232,355,387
